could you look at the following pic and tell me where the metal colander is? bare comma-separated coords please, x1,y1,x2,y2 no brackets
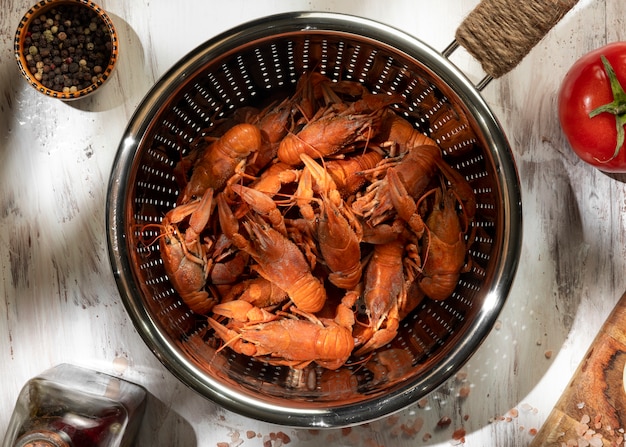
106,11,522,427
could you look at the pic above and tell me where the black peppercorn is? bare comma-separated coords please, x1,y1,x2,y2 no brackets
23,4,113,93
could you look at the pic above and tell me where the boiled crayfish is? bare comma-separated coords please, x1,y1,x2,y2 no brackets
144,72,478,370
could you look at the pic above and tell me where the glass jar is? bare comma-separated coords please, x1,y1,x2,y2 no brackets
2,364,147,447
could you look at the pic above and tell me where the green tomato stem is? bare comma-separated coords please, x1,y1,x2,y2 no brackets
588,55,626,163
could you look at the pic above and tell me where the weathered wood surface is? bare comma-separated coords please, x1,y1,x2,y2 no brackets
1,0,626,446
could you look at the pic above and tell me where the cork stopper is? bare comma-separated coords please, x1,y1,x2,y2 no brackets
13,430,72,447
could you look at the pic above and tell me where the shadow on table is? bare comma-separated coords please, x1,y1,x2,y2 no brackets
64,11,156,114
604,172,626,183
136,392,197,447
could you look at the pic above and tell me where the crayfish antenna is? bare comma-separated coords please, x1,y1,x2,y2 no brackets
208,317,255,356
134,222,167,248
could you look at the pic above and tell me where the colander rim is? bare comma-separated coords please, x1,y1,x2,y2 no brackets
106,10,522,428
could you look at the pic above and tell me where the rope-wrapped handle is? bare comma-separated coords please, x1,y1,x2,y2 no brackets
455,0,579,79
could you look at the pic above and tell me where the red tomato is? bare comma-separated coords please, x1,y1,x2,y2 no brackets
558,42,626,172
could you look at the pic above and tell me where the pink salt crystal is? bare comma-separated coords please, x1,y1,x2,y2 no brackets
520,402,534,412
581,414,591,424
276,431,291,443
437,416,452,428
589,437,603,447
452,428,466,442
455,371,468,381
413,417,424,432
458,385,471,398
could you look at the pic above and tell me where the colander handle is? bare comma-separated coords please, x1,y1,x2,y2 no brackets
454,0,579,80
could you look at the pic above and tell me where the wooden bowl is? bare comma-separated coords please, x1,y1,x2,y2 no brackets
14,0,119,100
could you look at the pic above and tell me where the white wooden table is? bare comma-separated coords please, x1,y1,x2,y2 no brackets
2,1,626,445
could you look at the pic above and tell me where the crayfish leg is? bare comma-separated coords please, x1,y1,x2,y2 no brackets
207,317,258,357
386,167,425,238
354,305,400,356
212,300,278,324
